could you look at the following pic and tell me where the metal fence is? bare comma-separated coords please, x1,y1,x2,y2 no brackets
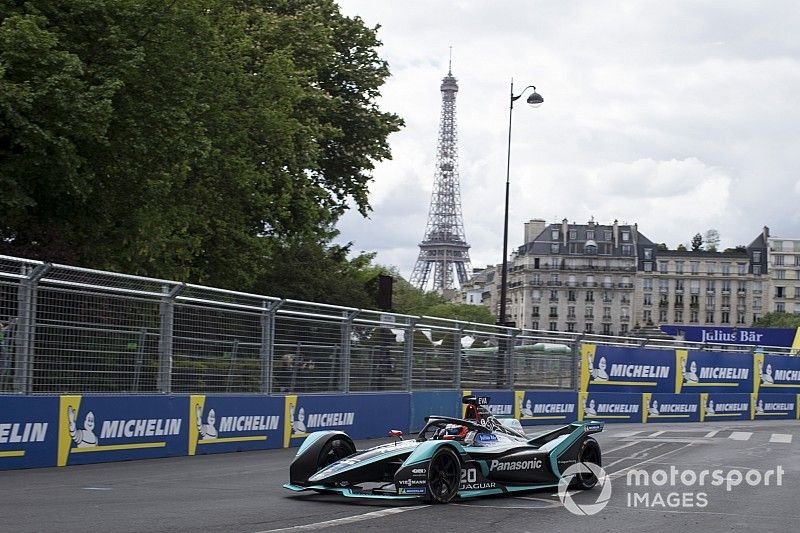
0,255,794,395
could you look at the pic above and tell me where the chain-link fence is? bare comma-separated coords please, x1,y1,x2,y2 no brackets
0,255,794,395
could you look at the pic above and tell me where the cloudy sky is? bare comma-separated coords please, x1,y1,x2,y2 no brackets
334,1,800,283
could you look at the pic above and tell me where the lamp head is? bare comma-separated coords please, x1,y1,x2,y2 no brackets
526,91,544,108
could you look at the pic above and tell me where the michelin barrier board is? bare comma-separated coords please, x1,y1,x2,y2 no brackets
283,393,410,447
751,392,797,420
643,393,701,423
675,350,753,394
700,392,751,421
0,396,58,469
515,390,578,425
581,344,675,393
190,395,283,456
578,392,643,423
755,353,800,394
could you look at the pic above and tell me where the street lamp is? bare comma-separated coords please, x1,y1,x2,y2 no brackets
497,79,542,385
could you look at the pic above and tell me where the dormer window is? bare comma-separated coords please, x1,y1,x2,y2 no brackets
585,239,598,255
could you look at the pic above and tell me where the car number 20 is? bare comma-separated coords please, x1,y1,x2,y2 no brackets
460,468,477,483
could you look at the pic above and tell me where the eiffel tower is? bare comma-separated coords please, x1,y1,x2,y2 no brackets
409,59,471,291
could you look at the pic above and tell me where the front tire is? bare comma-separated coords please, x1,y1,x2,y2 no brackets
316,435,356,471
424,446,461,503
571,437,601,490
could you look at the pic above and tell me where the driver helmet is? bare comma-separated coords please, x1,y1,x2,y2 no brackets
442,424,468,441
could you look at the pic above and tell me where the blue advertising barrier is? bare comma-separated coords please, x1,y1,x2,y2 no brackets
410,390,461,432
57,395,188,467
282,393,410,447
0,396,58,470
189,395,284,456
515,390,578,426
643,393,701,423
581,344,675,393
675,350,753,394
751,393,797,420
755,353,800,394
700,393,751,421
578,392,642,423
461,389,514,418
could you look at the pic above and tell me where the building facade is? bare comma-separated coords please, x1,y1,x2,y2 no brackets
767,237,800,315
461,219,774,333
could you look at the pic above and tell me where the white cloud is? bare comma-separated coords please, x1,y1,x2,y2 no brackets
335,0,800,277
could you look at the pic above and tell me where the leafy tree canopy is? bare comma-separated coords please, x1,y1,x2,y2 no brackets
0,0,402,288
754,312,800,329
691,233,704,252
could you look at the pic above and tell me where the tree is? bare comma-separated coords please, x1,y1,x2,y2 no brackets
677,244,688,252
691,233,704,252
704,229,721,252
723,245,747,254
754,312,800,329
0,1,402,288
656,243,668,251
424,303,496,324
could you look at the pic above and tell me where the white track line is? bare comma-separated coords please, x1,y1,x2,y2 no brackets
603,441,641,454
704,430,720,438
769,433,793,444
729,431,752,441
649,431,665,438
611,430,643,438
607,443,693,481
255,506,429,532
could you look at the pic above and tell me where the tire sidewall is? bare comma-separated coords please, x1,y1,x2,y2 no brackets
571,437,601,490
425,446,461,503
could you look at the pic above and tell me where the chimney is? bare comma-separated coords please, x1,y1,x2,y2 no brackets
524,219,547,243
613,219,619,248
633,223,639,246
763,225,770,242
562,218,568,246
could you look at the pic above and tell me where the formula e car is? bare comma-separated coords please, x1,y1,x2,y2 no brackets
284,396,603,503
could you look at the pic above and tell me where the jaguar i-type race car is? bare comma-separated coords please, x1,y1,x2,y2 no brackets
284,396,603,503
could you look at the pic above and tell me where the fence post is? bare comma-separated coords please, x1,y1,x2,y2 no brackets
158,283,183,394
404,320,415,391
571,333,585,391
340,310,358,393
14,263,50,394
260,299,283,394
506,329,519,389
454,324,463,389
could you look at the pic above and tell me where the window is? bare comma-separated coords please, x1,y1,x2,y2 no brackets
568,290,576,301
675,309,683,323
675,261,684,274
586,291,594,302
659,261,668,274
603,291,613,302
753,251,761,263
584,323,594,334
549,306,558,317
774,255,785,266
550,289,558,300
707,280,716,292
531,321,539,330
586,230,595,240
551,229,559,240
722,295,730,306
675,294,683,306
585,306,594,318
690,310,699,323
603,276,612,288
567,322,575,332
737,313,746,325
659,279,669,292
690,294,699,305
676,279,684,291
753,265,761,275
532,289,541,301
567,275,577,287
705,311,714,323
568,306,576,318
706,262,716,275
737,263,747,275
660,293,669,305
722,263,731,275
754,297,761,309
602,323,612,335
551,243,560,254
706,296,715,307
659,309,668,322
643,278,653,291
796,256,800,267
722,280,731,292
776,302,786,312
621,307,630,318
690,280,700,294
603,306,612,320
754,281,762,293
532,306,540,317
644,262,653,272
795,287,800,298
690,261,700,274
586,275,595,287
603,230,612,241
644,293,653,305
621,244,632,256
776,270,786,279
569,229,577,240
621,323,629,334
644,248,653,260
776,287,785,298
549,322,558,331
622,231,630,242
721,311,730,323
644,309,652,323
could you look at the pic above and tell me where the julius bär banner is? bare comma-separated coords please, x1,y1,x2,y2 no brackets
675,350,753,394
514,391,578,425
581,344,674,393
661,325,800,349
754,353,800,394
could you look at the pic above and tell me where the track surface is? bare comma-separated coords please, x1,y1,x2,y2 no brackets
1,420,798,532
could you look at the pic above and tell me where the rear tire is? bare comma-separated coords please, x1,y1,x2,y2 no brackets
424,446,461,503
571,437,601,490
316,436,356,471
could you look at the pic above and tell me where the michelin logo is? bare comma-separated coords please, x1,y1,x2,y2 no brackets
486,405,512,416
648,400,696,415
69,406,181,447
705,400,747,415
490,458,543,471
0,421,48,443
196,404,278,440
520,398,575,416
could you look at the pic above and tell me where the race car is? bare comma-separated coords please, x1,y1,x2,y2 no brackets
284,395,603,503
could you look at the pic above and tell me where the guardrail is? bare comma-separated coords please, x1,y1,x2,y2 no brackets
0,255,794,395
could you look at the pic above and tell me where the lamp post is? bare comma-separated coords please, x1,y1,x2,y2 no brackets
497,79,542,385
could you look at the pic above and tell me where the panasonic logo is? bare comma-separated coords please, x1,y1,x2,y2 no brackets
490,458,542,471
307,412,355,428
100,418,182,439
610,364,670,378
0,422,48,443
774,370,800,382
219,415,279,432
597,403,639,413
699,367,749,380
533,403,575,414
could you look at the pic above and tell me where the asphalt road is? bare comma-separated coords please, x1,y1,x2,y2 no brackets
1,420,798,533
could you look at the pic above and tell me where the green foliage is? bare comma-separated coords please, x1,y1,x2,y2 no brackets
423,302,496,324
754,312,800,329
656,243,668,251
690,233,703,252
704,229,720,252
677,243,688,252
0,1,402,288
